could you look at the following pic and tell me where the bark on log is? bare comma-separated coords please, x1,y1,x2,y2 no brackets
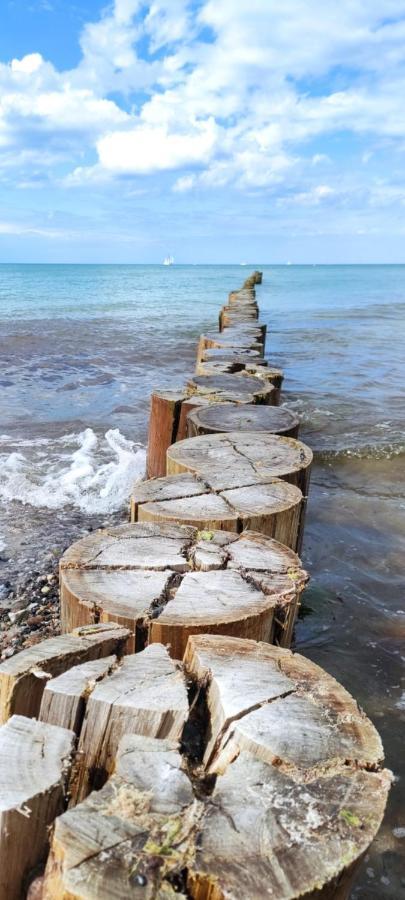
146,389,186,482
60,522,308,656
0,715,75,900
187,403,300,439
131,473,303,551
42,635,390,900
0,623,131,724
72,643,189,802
146,372,275,478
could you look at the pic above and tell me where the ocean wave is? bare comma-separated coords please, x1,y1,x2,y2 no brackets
314,444,405,461
0,428,146,515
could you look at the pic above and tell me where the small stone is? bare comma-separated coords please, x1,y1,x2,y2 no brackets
26,615,43,627
41,586,50,595
2,648,15,659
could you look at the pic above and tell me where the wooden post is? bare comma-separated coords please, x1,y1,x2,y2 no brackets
0,623,131,724
146,388,186,481
187,403,300,439
0,715,75,900
71,643,188,802
131,473,303,551
39,655,118,733
59,522,308,656
41,634,390,900
43,734,197,898
196,329,265,367
147,372,276,478
166,431,312,499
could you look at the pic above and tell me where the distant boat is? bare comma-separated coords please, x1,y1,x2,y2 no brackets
240,261,247,266
163,255,174,266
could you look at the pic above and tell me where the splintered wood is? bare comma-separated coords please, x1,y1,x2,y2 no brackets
60,522,308,655
40,635,391,900
0,716,75,900
0,623,131,724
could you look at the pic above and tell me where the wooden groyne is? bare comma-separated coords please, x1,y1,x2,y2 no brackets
0,271,391,899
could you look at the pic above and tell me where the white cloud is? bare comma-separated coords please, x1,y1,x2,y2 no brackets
97,117,219,173
2,0,405,200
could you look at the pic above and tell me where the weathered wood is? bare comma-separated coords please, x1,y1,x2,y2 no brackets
39,655,117,733
195,357,283,401
42,635,390,900
72,643,189,802
0,623,131,724
132,473,303,550
196,330,264,367
198,347,263,363
167,431,312,497
166,431,312,550
183,634,391,899
146,372,275,478
188,751,390,900
186,372,273,404
60,522,308,656
187,403,300,439
0,715,75,900
184,634,385,772
219,305,259,330
146,389,186,481
43,734,197,899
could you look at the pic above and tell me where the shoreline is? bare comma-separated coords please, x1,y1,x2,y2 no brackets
0,268,401,900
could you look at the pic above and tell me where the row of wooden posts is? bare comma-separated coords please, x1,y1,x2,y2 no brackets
0,272,391,900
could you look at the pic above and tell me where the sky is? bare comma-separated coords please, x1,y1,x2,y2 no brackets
1,1,405,263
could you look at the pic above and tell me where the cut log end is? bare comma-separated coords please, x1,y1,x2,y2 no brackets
0,715,75,900
60,522,308,658
40,634,390,900
187,402,300,439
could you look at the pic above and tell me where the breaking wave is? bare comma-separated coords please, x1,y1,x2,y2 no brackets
0,428,146,515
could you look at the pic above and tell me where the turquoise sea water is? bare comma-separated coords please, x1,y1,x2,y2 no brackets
0,264,404,896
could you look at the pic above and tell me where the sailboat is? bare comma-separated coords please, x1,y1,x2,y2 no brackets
163,255,174,266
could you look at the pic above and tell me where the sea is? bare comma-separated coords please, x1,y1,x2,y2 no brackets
0,263,404,897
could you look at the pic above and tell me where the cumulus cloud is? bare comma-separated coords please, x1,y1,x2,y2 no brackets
1,0,405,204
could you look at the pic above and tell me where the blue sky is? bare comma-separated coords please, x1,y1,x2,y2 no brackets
1,0,405,262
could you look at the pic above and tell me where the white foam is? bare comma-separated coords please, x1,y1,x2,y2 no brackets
0,428,146,515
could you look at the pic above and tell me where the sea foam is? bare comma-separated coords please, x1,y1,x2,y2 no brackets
0,428,146,515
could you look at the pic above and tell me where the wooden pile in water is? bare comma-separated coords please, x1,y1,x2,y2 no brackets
0,271,391,899
0,635,391,899
59,522,309,653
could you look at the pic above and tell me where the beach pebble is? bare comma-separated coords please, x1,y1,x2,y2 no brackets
26,615,44,628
